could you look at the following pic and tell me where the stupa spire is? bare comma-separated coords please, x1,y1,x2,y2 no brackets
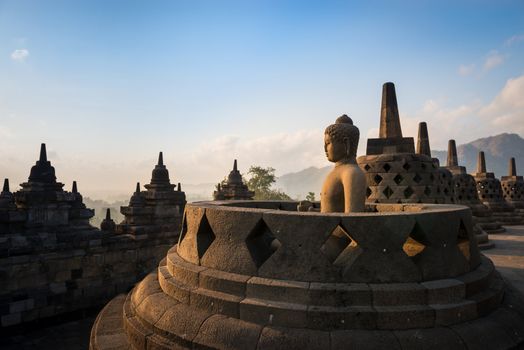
379,82,403,139
477,151,487,173
447,140,458,167
2,178,9,193
158,152,163,166
233,159,238,172
72,181,78,193
177,182,181,191
105,208,111,220
135,182,140,193
39,143,47,162
416,122,431,157
509,157,517,176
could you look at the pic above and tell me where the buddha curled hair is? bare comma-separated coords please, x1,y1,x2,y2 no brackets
325,115,360,158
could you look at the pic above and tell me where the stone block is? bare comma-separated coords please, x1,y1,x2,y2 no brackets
257,326,330,350
307,305,376,330
330,329,401,350
308,282,371,306
431,300,477,326
167,251,207,286
240,298,307,328
370,283,426,306
155,302,211,345
131,274,161,308
199,268,249,296
394,327,465,350
375,305,435,329
246,277,309,304
422,279,465,304
451,315,518,350
192,314,262,350
190,287,242,318
1,312,21,326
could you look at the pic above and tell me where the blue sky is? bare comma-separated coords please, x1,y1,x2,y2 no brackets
1,0,523,199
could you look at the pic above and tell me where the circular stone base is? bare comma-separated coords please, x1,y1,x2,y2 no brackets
478,242,496,250
90,272,524,350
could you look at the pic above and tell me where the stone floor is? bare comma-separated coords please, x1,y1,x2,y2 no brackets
1,225,524,350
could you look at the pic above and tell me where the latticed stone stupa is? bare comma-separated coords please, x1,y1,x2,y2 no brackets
473,151,522,225
444,140,496,249
357,83,452,204
501,157,524,218
91,91,524,349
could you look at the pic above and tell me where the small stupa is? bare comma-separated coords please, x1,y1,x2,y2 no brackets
444,140,496,248
14,143,94,229
100,208,116,233
473,151,521,225
116,152,186,237
501,157,524,218
213,159,254,200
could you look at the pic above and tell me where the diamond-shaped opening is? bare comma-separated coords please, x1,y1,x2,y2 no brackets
394,174,403,185
383,163,391,172
424,186,431,196
383,186,394,199
373,174,383,185
413,173,422,183
246,219,281,268
320,225,358,265
196,214,216,258
366,187,372,198
402,222,427,257
404,186,414,198
364,164,371,171
457,220,470,260
403,162,411,171
177,211,188,245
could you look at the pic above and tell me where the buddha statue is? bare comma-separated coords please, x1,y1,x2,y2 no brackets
321,115,366,213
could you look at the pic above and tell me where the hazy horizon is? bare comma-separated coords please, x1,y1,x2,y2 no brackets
1,1,523,200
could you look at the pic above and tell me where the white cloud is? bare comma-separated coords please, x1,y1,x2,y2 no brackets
483,50,504,71
458,63,475,76
505,34,524,46
400,74,524,150
10,49,29,62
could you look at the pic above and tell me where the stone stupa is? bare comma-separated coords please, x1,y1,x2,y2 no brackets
116,152,186,238
473,151,521,226
357,83,452,204
91,99,524,349
501,157,524,218
213,159,255,200
444,140,496,249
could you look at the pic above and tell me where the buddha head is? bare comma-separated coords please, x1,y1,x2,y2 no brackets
324,115,360,163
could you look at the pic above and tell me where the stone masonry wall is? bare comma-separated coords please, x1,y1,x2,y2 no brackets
0,228,178,327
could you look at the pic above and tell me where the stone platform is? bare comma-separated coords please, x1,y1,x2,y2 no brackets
90,201,524,349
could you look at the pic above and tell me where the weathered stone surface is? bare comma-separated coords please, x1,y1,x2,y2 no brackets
395,327,464,349
331,329,401,350
193,314,262,350
257,326,330,350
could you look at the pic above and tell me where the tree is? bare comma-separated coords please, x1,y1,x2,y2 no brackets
246,166,292,200
305,192,316,202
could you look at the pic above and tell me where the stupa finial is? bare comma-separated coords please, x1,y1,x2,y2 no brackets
72,181,78,193
105,208,111,220
158,152,163,166
509,157,517,176
416,122,431,157
233,159,238,172
2,178,9,193
379,82,403,139
447,140,458,167
135,182,140,194
477,151,487,173
39,143,47,162
177,182,181,191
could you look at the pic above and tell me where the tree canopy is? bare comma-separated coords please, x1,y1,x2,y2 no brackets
246,166,291,200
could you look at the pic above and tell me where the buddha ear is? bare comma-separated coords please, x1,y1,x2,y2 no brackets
343,137,350,156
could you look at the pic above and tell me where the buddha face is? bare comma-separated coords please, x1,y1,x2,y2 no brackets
324,133,348,163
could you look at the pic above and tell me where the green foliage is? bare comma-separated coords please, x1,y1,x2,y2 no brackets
305,192,316,202
247,166,292,200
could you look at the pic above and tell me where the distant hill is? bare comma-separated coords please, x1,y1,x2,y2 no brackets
275,166,330,200
276,133,524,199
